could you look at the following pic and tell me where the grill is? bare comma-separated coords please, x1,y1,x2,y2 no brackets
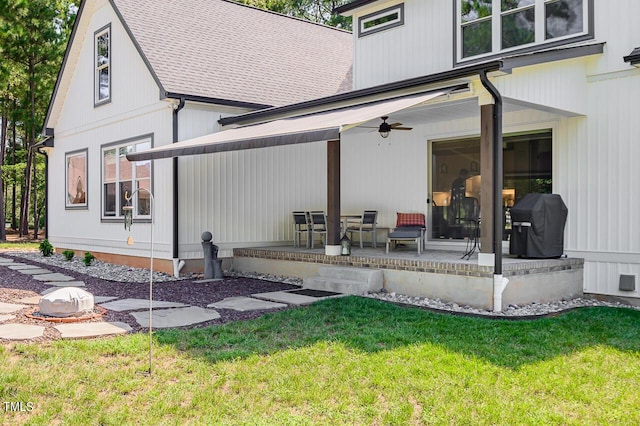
509,194,567,258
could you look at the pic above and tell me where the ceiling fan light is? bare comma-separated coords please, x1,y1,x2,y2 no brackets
379,130,390,138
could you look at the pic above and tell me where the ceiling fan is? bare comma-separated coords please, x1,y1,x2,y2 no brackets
371,116,413,138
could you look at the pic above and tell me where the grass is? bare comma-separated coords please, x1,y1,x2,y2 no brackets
0,242,39,251
1,296,639,425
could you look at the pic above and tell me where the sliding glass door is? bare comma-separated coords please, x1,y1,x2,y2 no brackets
430,130,552,241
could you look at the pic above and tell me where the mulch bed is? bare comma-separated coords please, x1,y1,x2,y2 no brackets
0,253,299,343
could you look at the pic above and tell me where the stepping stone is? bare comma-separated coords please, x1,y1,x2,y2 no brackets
0,258,14,264
99,298,188,312
54,322,132,339
94,296,118,303
17,268,53,275
252,291,325,306
33,273,76,282
131,306,220,328
0,302,26,314
44,281,86,287
18,295,42,305
6,264,34,270
0,324,45,340
0,314,16,322
209,296,287,311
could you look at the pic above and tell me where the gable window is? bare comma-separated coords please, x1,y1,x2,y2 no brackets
94,24,111,105
358,4,404,37
101,136,152,220
458,0,590,62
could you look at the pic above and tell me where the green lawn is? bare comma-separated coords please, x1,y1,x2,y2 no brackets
1,296,639,425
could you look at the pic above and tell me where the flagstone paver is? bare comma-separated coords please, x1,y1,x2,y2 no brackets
6,264,35,270
55,322,132,339
99,298,188,312
0,324,45,340
252,291,324,305
18,295,42,305
40,281,85,288
17,268,53,275
0,302,26,314
94,296,118,303
131,306,221,328
0,258,14,263
0,314,16,322
209,296,287,311
33,273,76,282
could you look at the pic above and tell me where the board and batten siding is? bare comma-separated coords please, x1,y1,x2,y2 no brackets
177,141,327,259
47,0,174,260
352,0,453,89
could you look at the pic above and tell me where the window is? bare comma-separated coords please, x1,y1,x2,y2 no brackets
430,130,552,240
358,4,404,37
65,149,88,209
94,24,111,105
458,0,590,61
102,136,152,220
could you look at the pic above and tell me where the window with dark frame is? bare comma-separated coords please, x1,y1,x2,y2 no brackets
458,0,588,61
95,25,111,105
358,3,404,37
102,137,152,219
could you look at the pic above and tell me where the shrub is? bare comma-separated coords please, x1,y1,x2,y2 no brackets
83,252,96,266
62,250,75,261
39,239,54,257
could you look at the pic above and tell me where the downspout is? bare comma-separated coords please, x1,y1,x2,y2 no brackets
172,97,186,277
34,144,50,240
479,70,508,312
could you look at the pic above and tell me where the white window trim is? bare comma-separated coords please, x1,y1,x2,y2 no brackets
358,3,404,37
456,0,592,64
94,24,111,106
101,135,153,221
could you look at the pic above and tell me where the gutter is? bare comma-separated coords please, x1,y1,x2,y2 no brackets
478,70,508,312
172,97,186,277
220,60,503,126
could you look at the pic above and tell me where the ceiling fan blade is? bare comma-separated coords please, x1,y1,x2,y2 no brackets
389,123,403,127
392,126,413,130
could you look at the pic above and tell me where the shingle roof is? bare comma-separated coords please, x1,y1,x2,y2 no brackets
112,0,353,107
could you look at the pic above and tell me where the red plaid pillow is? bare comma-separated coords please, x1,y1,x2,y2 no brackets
396,212,425,227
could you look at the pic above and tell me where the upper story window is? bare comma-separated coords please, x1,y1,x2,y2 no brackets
358,4,404,37
94,24,111,105
102,136,152,220
458,0,590,62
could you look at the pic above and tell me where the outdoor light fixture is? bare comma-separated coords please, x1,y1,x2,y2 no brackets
123,189,155,375
378,118,392,139
624,47,640,67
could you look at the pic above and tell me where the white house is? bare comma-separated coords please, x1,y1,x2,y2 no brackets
41,0,352,274
45,0,640,306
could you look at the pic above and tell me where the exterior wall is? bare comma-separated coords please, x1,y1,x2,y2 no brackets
177,141,328,259
47,0,174,262
352,0,453,89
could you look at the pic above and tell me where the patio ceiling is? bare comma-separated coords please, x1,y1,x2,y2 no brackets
126,87,459,162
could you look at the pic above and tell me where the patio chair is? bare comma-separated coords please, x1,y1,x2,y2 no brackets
386,212,426,254
309,211,327,248
292,211,311,248
346,210,378,248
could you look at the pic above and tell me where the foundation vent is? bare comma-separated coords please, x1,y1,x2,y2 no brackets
619,274,636,292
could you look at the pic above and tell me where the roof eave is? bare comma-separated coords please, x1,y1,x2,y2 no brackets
333,0,381,16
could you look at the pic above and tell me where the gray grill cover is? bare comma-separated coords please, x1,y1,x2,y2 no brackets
509,194,567,258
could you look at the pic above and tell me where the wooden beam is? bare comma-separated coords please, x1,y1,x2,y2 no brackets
327,139,341,248
480,104,494,253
